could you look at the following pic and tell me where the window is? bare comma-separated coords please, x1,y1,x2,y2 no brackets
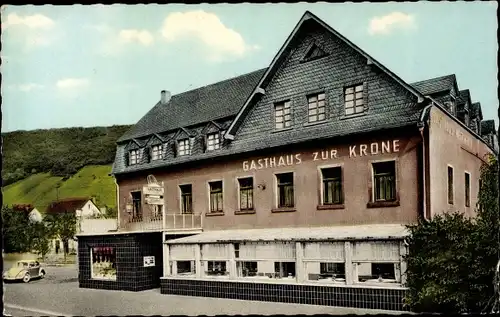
274,101,292,129
131,191,142,219
344,84,364,115
238,177,254,210
274,261,296,278
209,181,223,213
178,138,190,156
91,247,116,280
180,184,193,214
307,93,326,122
177,261,195,276
151,145,163,161
448,166,454,204
319,262,345,281
234,243,240,258
372,161,396,202
302,43,327,62
206,261,227,276
129,149,139,165
276,173,294,208
207,132,220,151
465,172,470,207
321,167,343,204
237,261,258,277
357,263,397,283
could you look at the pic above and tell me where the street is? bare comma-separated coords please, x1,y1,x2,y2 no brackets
3,264,404,316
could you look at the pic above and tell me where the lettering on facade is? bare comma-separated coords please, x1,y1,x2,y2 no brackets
242,140,400,171
434,112,474,149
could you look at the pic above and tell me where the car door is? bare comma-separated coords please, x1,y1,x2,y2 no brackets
28,262,38,276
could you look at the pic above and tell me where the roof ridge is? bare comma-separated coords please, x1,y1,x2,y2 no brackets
171,67,268,98
410,74,456,85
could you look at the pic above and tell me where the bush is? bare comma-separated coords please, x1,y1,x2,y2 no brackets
404,154,499,314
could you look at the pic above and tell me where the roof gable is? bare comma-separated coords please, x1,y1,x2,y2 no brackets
301,41,328,62
410,74,458,96
46,198,92,214
225,11,425,138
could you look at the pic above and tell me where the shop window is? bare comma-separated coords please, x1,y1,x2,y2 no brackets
237,261,258,277
180,184,193,214
372,161,396,202
91,247,117,280
319,262,345,281
177,261,195,276
206,261,227,276
238,177,254,211
321,167,343,204
274,261,296,279
276,173,294,208
209,181,223,213
356,262,398,283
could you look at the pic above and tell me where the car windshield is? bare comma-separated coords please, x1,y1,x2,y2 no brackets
16,262,29,268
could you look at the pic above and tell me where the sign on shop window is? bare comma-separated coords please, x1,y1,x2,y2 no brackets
143,256,156,267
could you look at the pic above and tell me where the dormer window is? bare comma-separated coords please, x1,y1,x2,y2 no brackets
344,84,364,116
151,144,163,161
178,138,191,156
207,132,220,151
307,93,326,123
129,149,139,165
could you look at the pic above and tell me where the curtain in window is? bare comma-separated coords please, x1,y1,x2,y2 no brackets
352,241,400,262
201,244,228,260
170,245,196,260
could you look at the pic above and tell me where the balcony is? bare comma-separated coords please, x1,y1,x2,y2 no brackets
122,213,202,232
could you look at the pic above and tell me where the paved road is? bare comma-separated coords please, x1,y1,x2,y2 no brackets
3,264,404,316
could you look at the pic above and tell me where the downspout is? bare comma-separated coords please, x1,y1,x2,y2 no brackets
418,101,433,221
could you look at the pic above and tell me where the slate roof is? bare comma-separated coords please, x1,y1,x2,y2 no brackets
471,102,483,119
457,89,471,104
166,224,409,244
481,120,496,135
46,197,91,214
409,74,456,96
117,68,267,143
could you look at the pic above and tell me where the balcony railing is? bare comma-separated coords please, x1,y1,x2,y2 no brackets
122,213,202,232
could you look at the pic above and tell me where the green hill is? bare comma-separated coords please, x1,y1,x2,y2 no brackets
2,165,116,212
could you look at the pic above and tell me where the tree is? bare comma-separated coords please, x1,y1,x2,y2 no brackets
1,206,31,253
404,154,499,313
46,212,78,263
30,221,54,262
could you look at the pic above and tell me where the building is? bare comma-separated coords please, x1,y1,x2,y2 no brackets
47,198,116,258
76,11,497,311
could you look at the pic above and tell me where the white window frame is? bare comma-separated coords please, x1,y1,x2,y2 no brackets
151,144,163,161
274,171,296,209
178,138,191,156
344,84,364,116
353,261,401,286
307,92,326,123
274,100,292,130
236,176,254,211
447,164,454,205
318,163,344,205
207,179,224,213
370,158,398,203
206,132,220,151
129,149,139,165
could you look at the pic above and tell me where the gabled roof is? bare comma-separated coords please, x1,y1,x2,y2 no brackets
471,102,483,120
410,74,457,96
225,10,425,138
117,68,267,143
46,197,93,214
481,120,496,135
457,89,471,105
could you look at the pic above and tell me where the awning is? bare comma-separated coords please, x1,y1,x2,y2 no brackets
165,224,409,244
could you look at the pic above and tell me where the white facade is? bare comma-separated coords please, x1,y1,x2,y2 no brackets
75,200,102,218
28,208,43,223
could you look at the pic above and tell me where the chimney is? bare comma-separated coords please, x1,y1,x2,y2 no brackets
161,90,171,105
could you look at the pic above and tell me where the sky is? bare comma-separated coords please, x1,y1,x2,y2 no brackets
1,2,498,133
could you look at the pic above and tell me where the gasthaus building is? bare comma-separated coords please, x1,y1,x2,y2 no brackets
76,11,498,311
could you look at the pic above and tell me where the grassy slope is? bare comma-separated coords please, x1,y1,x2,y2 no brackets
3,165,116,212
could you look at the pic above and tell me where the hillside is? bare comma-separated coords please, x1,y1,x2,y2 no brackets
2,125,131,186
2,165,116,212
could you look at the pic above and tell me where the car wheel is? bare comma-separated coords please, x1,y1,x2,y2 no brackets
22,273,30,283
39,271,45,279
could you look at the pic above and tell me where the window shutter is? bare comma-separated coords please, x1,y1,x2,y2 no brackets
171,141,178,158
202,134,208,153
124,151,129,167
363,82,369,111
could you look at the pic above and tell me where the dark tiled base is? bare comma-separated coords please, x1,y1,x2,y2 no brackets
77,232,163,292
160,279,410,311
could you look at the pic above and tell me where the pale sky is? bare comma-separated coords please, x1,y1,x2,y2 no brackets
2,2,498,133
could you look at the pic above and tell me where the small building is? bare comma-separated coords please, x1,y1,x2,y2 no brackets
76,10,497,311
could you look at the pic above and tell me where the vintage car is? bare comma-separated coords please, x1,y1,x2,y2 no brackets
3,260,46,283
